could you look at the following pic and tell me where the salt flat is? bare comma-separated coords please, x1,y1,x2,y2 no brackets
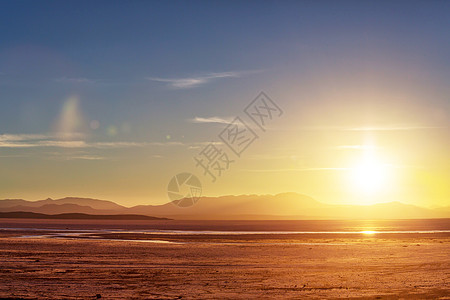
0,225,449,299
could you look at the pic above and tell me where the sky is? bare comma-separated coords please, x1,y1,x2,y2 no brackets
0,1,449,208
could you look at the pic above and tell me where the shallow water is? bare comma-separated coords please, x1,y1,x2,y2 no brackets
0,218,449,231
1,218,449,244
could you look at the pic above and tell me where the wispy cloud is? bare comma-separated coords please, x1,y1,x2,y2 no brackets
54,77,95,84
0,134,144,149
242,164,412,173
188,116,233,124
148,70,261,89
39,140,88,148
347,125,443,131
187,141,223,150
0,134,49,141
93,142,150,148
0,154,26,158
292,125,444,132
188,115,260,130
241,167,348,173
0,134,87,148
68,155,106,160
246,154,300,160
335,145,378,150
0,133,219,149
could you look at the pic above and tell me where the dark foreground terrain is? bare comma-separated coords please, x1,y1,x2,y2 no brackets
0,219,449,299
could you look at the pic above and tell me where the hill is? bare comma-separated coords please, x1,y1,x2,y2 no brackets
0,194,448,220
0,211,170,220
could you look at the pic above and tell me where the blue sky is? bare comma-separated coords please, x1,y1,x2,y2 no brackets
0,1,449,206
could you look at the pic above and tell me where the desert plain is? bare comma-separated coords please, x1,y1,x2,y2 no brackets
0,219,449,299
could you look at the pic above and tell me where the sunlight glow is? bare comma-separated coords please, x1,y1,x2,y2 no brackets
348,148,391,197
361,230,377,235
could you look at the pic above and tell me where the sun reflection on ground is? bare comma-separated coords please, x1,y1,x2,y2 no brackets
361,230,377,235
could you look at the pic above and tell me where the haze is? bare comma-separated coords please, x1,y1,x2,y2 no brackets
0,1,449,209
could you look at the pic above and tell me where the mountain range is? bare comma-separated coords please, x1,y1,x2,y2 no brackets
0,193,449,220
0,212,169,220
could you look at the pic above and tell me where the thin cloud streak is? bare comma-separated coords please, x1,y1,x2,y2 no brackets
0,133,222,149
0,134,50,141
242,164,411,173
189,115,260,130
0,134,87,148
148,70,261,89
241,167,348,173
68,155,106,160
188,116,233,124
0,133,140,149
278,125,444,132
54,77,95,84
348,126,444,131
335,145,378,150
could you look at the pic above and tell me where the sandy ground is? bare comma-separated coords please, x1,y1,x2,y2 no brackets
0,231,449,299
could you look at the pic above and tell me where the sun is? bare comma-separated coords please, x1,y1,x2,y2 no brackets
349,152,390,196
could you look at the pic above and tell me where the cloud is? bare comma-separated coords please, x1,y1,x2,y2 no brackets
68,155,106,160
0,133,218,149
0,134,140,149
147,70,261,89
0,134,88,148
187,141,223,150
188,116,233,124
246,154,300,160
0,134,51,148
0,134,49,141
335,145,378,150
291,125,444,132
92,142,150,148
188,116,260,130
241,167,348,173
0,142,36,148
54,77,95,84
242,164,412,173
347,125,443,131
0,140,87,148
38,140,88,148
0,139,147,149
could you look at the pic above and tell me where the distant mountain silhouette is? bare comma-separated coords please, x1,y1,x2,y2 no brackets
0,193,448,220
0,197,124,210
1,203,104,215
0,211,170,220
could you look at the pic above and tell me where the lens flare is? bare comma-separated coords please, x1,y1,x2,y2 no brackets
56,95,84,139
